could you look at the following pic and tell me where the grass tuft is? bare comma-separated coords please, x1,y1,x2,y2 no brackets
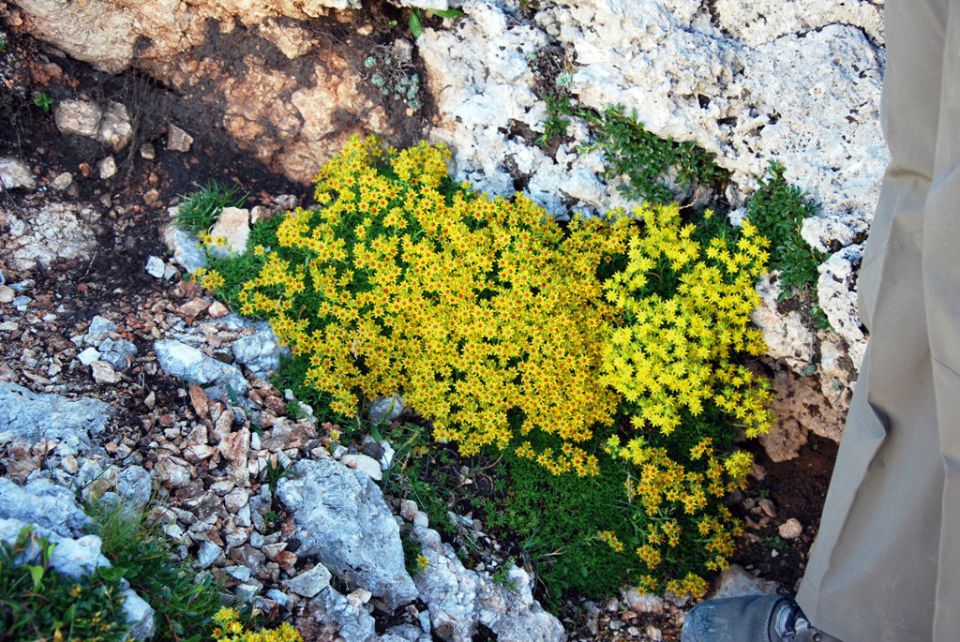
175,182,247,235
87,502,223,642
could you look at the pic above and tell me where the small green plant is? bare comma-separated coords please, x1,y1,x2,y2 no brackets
263,510,282,532
408,8,466,37
33,90,54,113
583,104,728,204
0,33,7,53
263,459,289,492
0,527,129,642
401,533,429,576
87,503,223,642
746,161,825,298
536,94,574,147
284,400,306,421
490,559,518,591
175,181,247,235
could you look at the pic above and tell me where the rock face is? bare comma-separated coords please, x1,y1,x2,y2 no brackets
1,202,99,271
13,0,417,184
0,381,114,452
411,525,565,642
276,458,418,611
0,477,156,639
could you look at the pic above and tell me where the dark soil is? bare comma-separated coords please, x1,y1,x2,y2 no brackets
733,435,839,592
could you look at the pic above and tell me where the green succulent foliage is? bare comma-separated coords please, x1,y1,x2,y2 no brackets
87,503,223,642
33,91,54,113
0,527,129,642
746,161,825,300
175,182,247,235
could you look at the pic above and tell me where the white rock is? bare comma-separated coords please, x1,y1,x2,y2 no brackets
818,244,867,369
51,172,74,191
209,207,250,256
98,101,133,151
751,274,816,372
145,255,165,278
91,360,120,384
54,99,102,138
167,123,194,152
0,157,36,190
0,286,14,304
778,518,803,540
712,564,778,600
3,202,98,271
197,540,221,569
77,346,101,366
341,453,383,481
285,564,333,598
98,155,117,180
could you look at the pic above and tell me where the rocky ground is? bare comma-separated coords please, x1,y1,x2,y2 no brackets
0,0,882,640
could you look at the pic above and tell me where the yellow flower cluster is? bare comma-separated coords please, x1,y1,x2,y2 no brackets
226,135,778,596
597,204,773,595
600,204,773,438
237,135,631,475
212,608,302,642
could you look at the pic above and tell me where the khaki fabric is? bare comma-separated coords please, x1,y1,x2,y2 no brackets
796,0,960,640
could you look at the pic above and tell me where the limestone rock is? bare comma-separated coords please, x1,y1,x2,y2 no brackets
751,274,816,372
231,325,284,376
1,202,98,271
411,524,565,642
0,381,113,452
145,255,165,278
154,339,249,396
818,245,867,370
54,99,102,138
285,564,333,598
713,0,883,47
208,207,250,256
0,477,92,535
54,100,132,151
167,123,194,152
163,225,208,274
303,586,378,642
711,564,778,600
0,157,36,190
276,458,418,610
761,367,845,462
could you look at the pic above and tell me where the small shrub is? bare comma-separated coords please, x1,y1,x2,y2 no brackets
746,161,825,299
175,182,247,235
0,527,129,642
87,503,223,642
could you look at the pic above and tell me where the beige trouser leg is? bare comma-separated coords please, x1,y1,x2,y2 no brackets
796,1,948,640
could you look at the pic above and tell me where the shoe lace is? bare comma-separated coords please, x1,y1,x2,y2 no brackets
772,588,824,642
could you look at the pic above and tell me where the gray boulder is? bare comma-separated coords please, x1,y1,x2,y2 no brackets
0,381,113,451
99,337,138,370
305,587,378,642
231,325,285,377
276,458,418,610
0,479,156,639
154,339,248,396
163,225,207,274
0,477,91,536
412,525,565,642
